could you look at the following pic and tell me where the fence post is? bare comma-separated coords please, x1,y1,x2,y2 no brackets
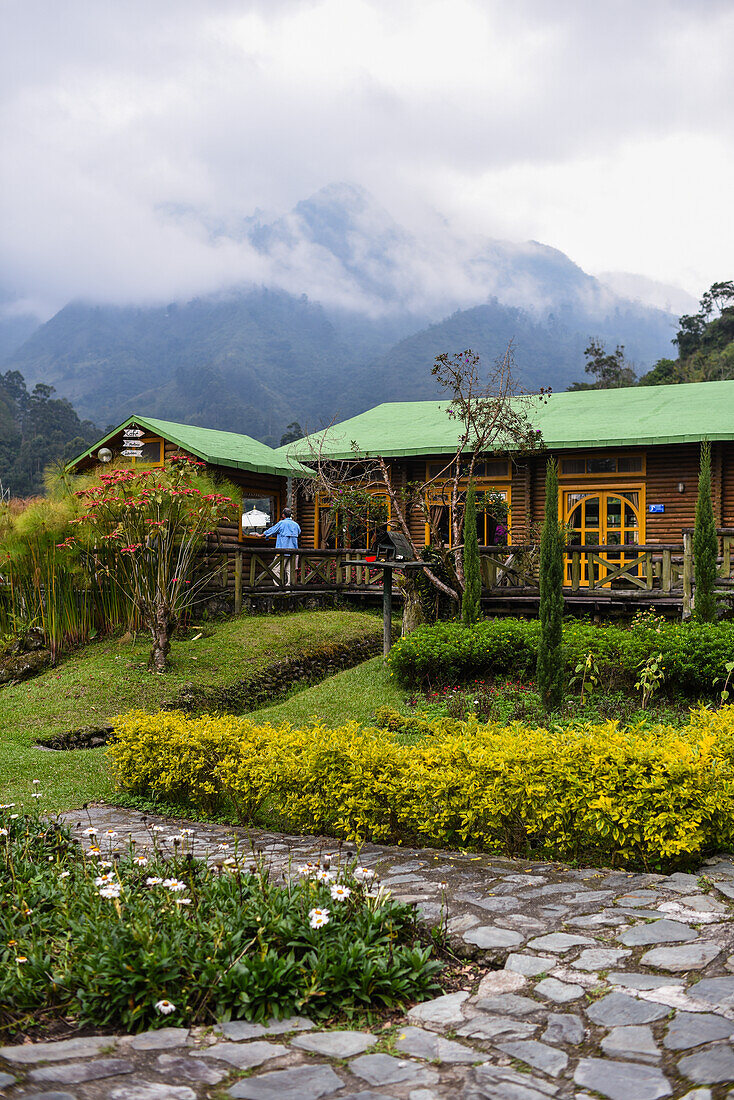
645,551,653,590
383,564,393,656
662,549,671,593
683,531,693,620
234,550,242,614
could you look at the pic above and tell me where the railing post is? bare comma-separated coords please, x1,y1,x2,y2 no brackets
335,552,343,586
571,551,580,592
383,564,393,656
587,553,596,590
724,536,732,579
683,532,693,620
249,554,257,587
645,551,653,590
662,549,671,593
234,550,242,613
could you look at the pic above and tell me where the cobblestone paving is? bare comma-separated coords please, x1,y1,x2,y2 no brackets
3,805,734,1099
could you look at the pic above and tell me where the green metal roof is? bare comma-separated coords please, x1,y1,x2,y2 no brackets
68,415,312,478
275,381,734,460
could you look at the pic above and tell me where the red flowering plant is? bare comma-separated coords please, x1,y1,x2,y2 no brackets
64,456,236,672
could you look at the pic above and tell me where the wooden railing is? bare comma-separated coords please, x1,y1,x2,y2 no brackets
211,532,734,616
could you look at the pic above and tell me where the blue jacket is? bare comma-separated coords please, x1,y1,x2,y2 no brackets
263,518,301,549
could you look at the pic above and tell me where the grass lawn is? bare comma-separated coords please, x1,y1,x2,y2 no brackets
0,609,383,811
252,656,407,727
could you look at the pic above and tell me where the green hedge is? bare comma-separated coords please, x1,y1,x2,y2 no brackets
387,618,734,696
110,705,734,870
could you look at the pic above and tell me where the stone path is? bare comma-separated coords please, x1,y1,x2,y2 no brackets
3,805,734,1100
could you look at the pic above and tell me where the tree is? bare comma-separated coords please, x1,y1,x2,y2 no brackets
568,339,637,391
297,346,545,625
694,441,718,623
536,458,564,710
280,421,304,447
461,481,481,625
64,456,236,671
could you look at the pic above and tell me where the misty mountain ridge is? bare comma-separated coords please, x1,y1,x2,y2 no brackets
3,182,682,444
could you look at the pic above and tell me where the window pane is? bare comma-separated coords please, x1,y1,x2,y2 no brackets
587,457,617,473
562,458,586,474
139,440,161,464
618,455,643,472
242,496,275,532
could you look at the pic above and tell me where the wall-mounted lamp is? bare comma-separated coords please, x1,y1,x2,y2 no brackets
677,482,686,493
97,447,113,464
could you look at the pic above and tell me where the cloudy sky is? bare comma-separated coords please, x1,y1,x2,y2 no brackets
2,0,733,316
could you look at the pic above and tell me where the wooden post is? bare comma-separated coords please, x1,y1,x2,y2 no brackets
645,551,653,590
683,531,693,620
724,536,732,579
383,564,393,657
662,549,671,593
571,551,580,592
234,550,242,614
587,553,596,590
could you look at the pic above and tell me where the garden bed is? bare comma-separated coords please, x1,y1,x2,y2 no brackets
0,804,441,1039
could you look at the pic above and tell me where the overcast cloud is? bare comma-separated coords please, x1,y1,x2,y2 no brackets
1,0,732,317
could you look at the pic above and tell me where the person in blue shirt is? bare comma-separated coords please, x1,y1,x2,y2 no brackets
261,508,301,584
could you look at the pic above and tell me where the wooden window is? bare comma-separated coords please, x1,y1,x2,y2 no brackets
560,453,644,477
427,458,510,481
425,485,511,547
315,492,390,550
120,436,164,467
239,493,280,541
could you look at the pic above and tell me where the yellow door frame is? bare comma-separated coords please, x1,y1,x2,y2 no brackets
561,484,646,586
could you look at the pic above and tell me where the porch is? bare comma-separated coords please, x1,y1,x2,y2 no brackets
210,530,734,619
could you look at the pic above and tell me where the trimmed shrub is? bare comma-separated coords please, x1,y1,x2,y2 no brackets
109,705,734,870
461,482,481,626
387,617,734,697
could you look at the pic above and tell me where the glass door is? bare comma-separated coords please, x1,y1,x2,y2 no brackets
564,489,642,585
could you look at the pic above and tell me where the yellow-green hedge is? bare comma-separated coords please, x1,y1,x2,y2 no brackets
109,707,734,869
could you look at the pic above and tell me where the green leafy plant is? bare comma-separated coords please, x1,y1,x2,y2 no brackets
461,481,481,626
569,652,601,705
635,652,665,710
0,801,441,1037
536,459,565,710
713,660,734,705
694,440,718,623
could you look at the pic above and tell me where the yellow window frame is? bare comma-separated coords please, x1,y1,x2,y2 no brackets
125,436,164,468
558,452,646,479
239,490,282,543
314,490,391,549
424,482,512,547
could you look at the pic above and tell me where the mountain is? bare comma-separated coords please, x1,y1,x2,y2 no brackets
3,183,682,443
596,272,699,317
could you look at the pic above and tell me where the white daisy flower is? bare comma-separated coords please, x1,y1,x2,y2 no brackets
155,999,176,1015
98,885,122,899
308,907,330,929
84,827,97,836
217,842,229,851
316,870,334,882
163,878,186,892
134,856,148,866
0,828,8,837
0,803,15,809
31,791,43,798
32,779,40,784
179,828,194,836
146,876,163,886
98,860,113,869
94,874,115,886
104,830,118,839
151,825,165,833
175,897,192,906
59,871,71,879
330,884,352,901
297,863,317,876
353,867,376,880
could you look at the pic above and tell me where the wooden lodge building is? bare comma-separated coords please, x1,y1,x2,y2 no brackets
68,381,734,609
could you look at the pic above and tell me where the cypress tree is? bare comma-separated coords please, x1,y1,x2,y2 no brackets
537,458,564,709
462,482,482,626
694,440,718,622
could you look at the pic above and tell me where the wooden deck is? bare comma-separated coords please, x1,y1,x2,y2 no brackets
207,532,734,619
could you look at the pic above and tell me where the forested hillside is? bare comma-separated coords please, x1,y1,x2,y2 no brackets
0,371,97,497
